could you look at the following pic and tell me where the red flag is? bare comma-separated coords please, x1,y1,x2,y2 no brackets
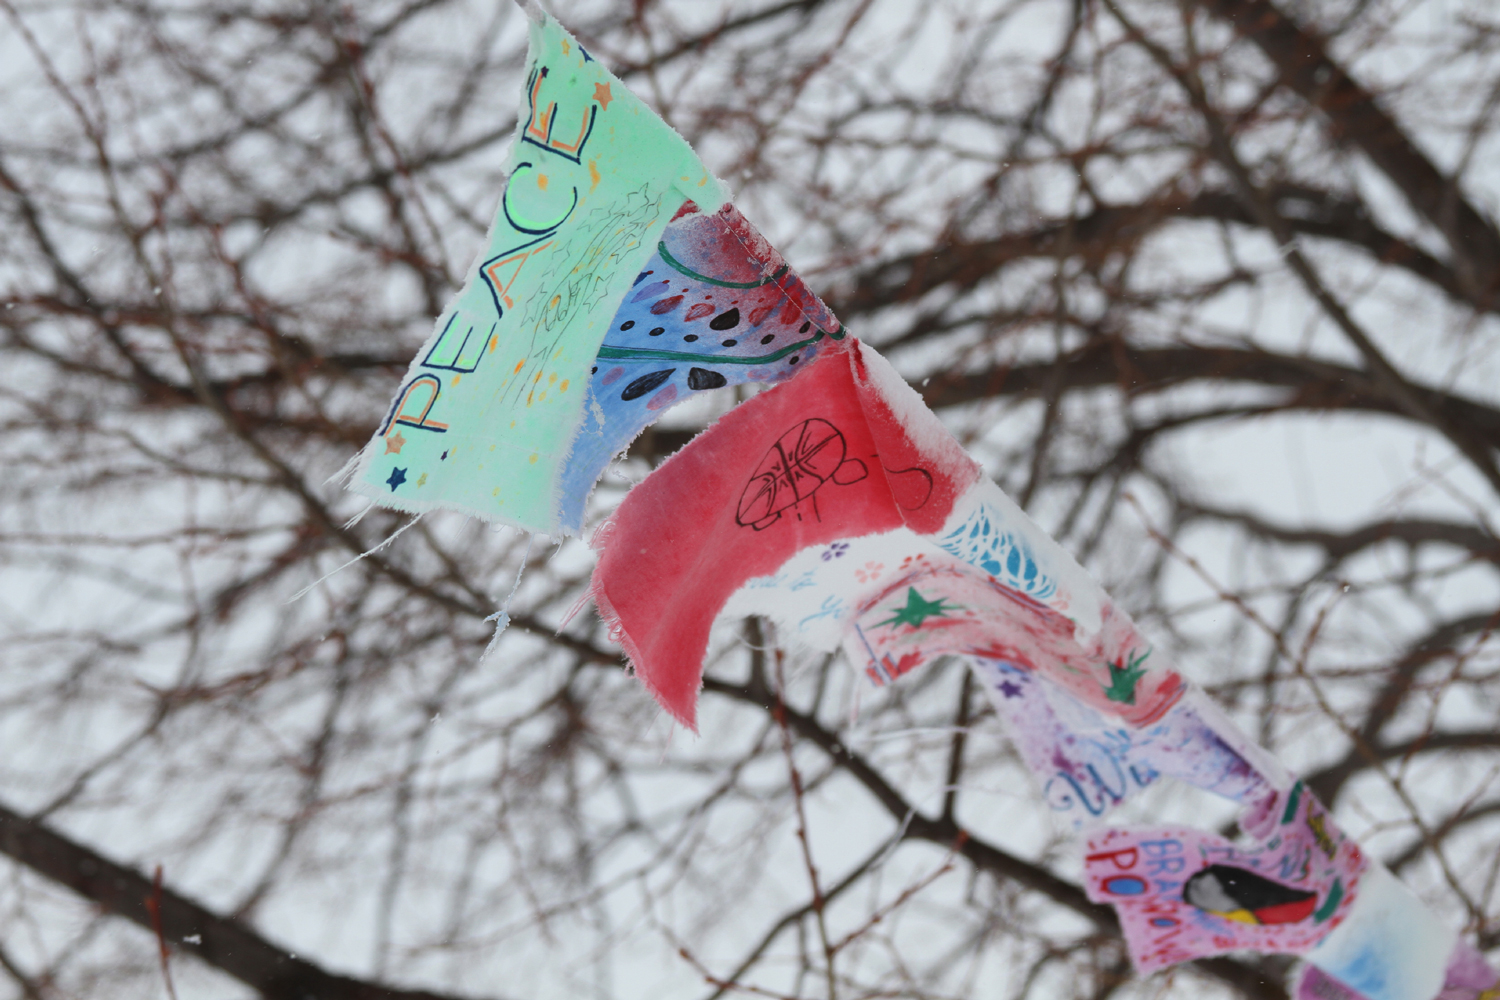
591,339,979,728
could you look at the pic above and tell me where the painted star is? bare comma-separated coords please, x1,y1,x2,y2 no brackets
998,680,1023,699
1104,649,1150,704
877,587,955,631
594,82,612,110
416,472,428,487
385,467,407,492
384,430,407,455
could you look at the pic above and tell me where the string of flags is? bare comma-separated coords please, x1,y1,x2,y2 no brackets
347,6,1497,998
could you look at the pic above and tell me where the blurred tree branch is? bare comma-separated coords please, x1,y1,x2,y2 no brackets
0,802,490,1000
0,0,1496,996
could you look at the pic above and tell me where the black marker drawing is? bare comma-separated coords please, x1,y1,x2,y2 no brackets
736,418,869,530
882,464,934,511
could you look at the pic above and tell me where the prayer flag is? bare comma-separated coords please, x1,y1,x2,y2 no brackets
842,554,1182,725
1083,781,1366,973
972,663,1272,825
1292,864,1463,1000
557,201,845,530
351,9,727,533
591,337,979,727
349,9,848,535
1298,939,1499,1000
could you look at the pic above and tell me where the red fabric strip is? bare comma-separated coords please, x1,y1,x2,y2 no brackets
591,339,978,728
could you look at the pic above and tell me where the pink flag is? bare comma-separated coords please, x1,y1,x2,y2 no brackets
1084,781,1366,974
590,338,980,728
842,555,1185,726
972,661,1272,825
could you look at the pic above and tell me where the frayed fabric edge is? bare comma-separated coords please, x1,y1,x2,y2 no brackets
590,572,699,733
481,534,536,661
287,513,426,604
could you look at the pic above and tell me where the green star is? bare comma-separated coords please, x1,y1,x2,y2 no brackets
878,587,954,630
1103,648,1151,704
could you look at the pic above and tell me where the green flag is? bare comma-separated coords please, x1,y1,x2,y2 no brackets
351,6,725,533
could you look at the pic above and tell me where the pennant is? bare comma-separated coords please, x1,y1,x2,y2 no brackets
351,9,728,533
1084,781,1366,973
556,201,845,530
1291,861,1462,1000
842,555,1183,725
590,337,980,727
971,663,1272,825
1297,939,1499,1000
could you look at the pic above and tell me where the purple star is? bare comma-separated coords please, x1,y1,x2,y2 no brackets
998,679,1023,699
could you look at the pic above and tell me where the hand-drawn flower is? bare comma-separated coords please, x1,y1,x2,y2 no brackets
854,561,885,583
821,541,850,562
898,553,927,572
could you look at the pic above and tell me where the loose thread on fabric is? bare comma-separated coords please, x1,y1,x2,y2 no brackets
325,449,366,487
287,514,425,604
657,717,676,764
481,533,536,661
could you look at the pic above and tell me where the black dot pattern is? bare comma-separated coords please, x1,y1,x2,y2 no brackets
621,369,674,401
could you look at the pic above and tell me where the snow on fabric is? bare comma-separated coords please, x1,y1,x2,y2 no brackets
1084,781,1367,974
556,201,845,531
590,338,980,728
351,10,727,534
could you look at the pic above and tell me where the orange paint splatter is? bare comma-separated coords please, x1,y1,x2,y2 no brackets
514,360,525,374
588,160,601,191
537,173,548,191
559,380,569,392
